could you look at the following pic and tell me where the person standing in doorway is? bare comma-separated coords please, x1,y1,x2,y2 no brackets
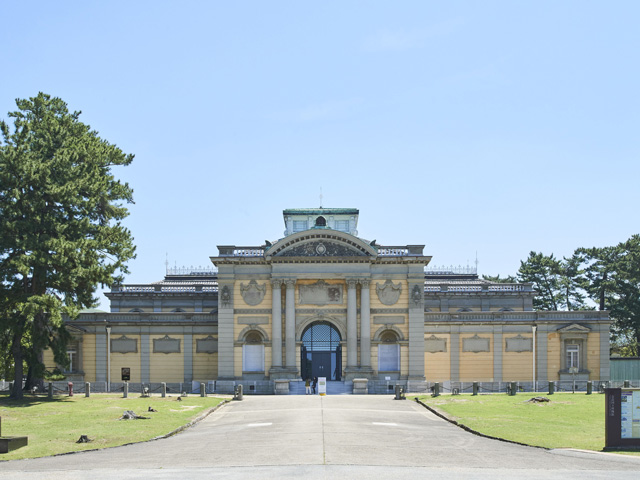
312,377,318,394
305,378,311,395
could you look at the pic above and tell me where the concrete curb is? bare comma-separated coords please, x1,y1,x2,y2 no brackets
412,397,547,450
18,398,232,460
153,399,230,440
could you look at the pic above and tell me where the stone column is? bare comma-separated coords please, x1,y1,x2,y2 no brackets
271,279,283,368
360,279,371,369
217,281,235,379
285,279,296,368
346,279,358,368
407,278,426,380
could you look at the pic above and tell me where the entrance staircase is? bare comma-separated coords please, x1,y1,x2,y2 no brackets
289,380,353,395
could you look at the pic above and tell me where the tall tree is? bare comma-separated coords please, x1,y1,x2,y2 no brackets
557,253,591,311
481,274,517,283
608,235,640,355
0,93,136,399
517,252,563,310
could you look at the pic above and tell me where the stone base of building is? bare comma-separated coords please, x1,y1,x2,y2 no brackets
269,366,299,380
274,379,290,395
343,367,375,381
352,378,369,394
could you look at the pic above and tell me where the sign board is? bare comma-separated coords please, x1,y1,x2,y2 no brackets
605,388,640,450
318,377,327,396
121,367,131,382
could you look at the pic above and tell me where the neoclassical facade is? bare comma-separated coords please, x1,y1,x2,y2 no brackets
51,207,611,393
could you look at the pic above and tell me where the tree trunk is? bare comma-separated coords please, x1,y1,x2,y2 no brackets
599,272,607,311
10,332,24,400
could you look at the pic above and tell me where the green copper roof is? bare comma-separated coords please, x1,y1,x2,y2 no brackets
283,208,359,215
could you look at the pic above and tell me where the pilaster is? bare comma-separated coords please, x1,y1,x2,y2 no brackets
360,279,371,369
217,281,235,379
285,279,296,369
346,278,358,368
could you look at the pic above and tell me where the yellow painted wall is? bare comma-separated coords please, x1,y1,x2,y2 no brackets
400,344,408,376
149,335,184,382
43,349,56,370
587,333,601,380
547,333,561,381
502,334,533,381
192,336,217,380
83,335,96,382
459,334,494,381
424,334,451,381
234,346,243,377
370,280,409,341
111,335,141,383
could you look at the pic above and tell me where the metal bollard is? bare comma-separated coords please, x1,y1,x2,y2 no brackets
234,384,243,401
586,381,592,395
48,382,53,399
68,382,74,397
123,382,128,398
472,382,478,396
161,382,166,398
200,383,206,398
624,380,630,388
85,382,91,397
548,381,555,395
433,382,440,397
509,382,517,396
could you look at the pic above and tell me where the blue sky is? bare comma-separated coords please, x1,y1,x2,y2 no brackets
1,1,638,309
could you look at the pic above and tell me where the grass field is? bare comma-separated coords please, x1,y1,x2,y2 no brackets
414,392,614,451
0,393,226,460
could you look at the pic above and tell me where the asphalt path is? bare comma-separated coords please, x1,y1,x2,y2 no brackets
1,395,639,479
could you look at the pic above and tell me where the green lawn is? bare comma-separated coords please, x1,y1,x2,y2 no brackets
0,393,226,460
414,392,614,452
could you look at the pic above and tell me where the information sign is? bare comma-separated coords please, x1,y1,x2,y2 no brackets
621,390,640,439
121,367,131,381
318,377,327,396
605,387,640,450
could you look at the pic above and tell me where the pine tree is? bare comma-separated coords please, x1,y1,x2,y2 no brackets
0,93,136,399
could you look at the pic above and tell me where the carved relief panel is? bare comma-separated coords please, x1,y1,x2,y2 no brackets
376,280,402,306
299,280,343,306
240,280,266,306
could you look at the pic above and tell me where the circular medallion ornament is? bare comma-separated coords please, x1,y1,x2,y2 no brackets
316,243,327,255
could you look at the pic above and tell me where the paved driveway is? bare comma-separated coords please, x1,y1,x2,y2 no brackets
1,395,639,479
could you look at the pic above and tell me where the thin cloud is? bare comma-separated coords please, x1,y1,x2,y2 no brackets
268,98,362,123
362,19,466,52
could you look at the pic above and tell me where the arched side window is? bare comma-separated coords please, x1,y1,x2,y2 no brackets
315,216,327,227
129,308,144,313
499,308,514,312
457,308,472,312
243,331,264,372
378,330,400,372
170,308,186,313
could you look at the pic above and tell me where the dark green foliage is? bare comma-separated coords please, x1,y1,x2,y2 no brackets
481,274,517,283
0,93,136,398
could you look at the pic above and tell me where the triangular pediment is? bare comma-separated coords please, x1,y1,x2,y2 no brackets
267,231,377,258
557,323,591,333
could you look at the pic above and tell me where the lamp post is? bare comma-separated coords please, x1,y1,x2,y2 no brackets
105,324,111,393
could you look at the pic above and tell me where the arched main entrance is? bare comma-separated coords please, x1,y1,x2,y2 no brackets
300,321,342,381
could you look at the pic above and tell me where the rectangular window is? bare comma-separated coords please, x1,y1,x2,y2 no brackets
64,349,77,373
293,220,307,232
243,344,264,372
378,344,400,371
334,220,349,232
566,344,579,369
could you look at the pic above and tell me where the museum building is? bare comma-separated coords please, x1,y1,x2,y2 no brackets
50,207,611,394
